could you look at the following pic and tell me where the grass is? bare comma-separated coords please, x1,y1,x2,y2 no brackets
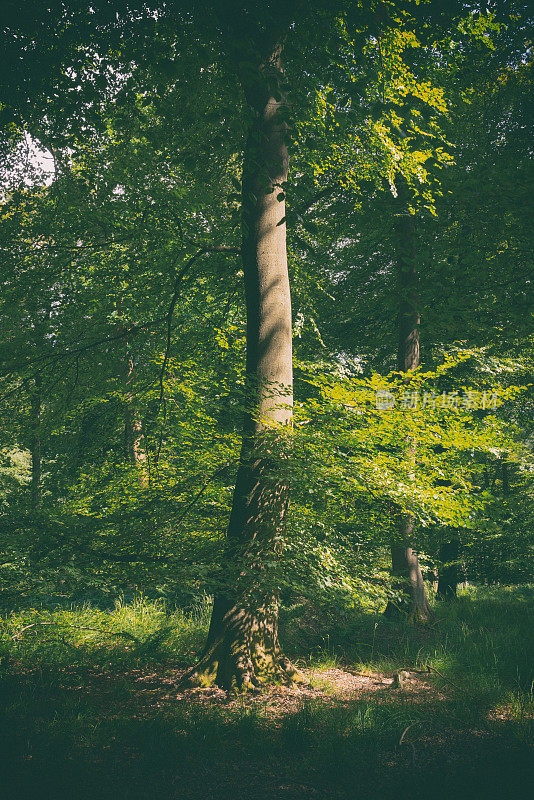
0,586,533,799
0,593,212,671
285,584,534,730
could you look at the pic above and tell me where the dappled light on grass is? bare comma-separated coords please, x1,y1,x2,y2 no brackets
0,595,212,671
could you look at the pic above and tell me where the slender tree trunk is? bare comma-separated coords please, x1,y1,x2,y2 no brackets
501,458,509,495
123,349,147,484
396,213,420,376
385,189,432,621
181,27,303,692
28,307,50,510
437,535,460,600
30,375,42,509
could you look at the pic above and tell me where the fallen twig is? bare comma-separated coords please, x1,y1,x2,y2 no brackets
399,720,423,746
425,664,470,695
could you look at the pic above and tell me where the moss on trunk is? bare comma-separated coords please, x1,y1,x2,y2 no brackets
181,594,305,692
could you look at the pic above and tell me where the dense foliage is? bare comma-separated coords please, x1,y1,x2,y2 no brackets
0,0,532,619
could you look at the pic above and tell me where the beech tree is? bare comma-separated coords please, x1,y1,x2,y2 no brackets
1,1,532,669
180,2,306,690
386,180,432,620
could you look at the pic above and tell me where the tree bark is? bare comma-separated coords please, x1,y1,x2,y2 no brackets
385,186,432,621
29,375,42,509
437,535,460,600
181,24,303,692
124,350,147,483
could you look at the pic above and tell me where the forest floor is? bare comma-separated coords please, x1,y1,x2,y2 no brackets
1,585,533,800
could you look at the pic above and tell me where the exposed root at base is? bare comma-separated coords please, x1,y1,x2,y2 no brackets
179,652,308,695
384,599,433,624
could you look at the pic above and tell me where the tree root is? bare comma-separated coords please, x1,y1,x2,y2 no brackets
179,594,309,694
179,647,307,694
384,598,433,624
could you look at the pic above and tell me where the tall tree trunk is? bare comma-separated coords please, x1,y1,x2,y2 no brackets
181,26,303,692
29,375,42,509
28,307,50,510
124,350,147,483
385,189,432,621
437,534,460,600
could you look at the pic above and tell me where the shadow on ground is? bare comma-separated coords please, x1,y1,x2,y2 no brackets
1,661,533,800
1,587,533,799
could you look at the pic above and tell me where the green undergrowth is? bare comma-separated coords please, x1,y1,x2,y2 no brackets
284,585,534,740
0,593,212,671
0,586,533,799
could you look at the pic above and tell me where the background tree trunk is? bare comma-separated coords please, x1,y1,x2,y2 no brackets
182,21,303,692
385,187,432,621
437,535,460,600
29,375,42,510
123,350,147,483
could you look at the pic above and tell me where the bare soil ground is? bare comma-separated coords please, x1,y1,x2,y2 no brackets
131,665,447,714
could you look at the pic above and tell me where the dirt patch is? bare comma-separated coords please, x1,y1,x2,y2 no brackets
100,665,446,719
